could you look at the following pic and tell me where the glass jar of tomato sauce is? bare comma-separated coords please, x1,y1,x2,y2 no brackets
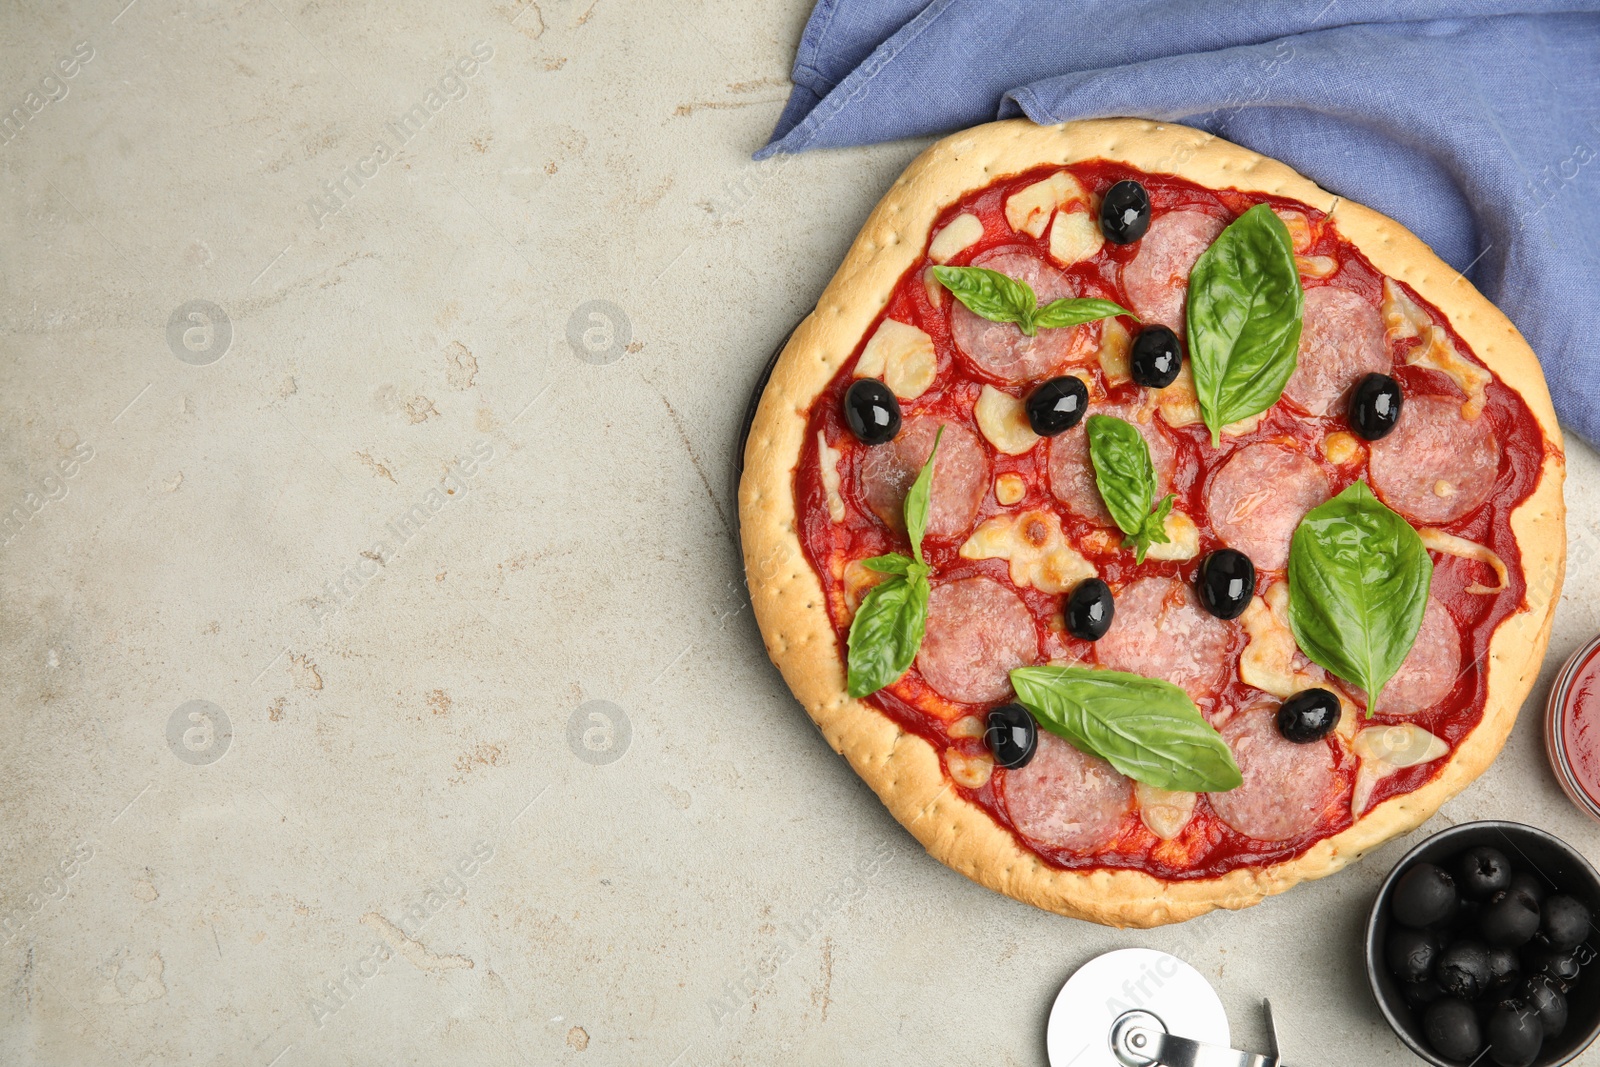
1547,633,1600,823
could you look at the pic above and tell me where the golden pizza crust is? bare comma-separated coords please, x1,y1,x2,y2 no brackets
738,118,1565,927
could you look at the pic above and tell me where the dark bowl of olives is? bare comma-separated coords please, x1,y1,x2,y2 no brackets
1366,821,1600,1066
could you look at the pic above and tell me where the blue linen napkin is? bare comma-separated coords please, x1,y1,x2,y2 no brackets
761,1,1600,446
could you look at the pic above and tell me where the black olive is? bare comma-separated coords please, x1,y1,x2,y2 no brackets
843,379,901,445
1349,373,1403,441
1387,927,1440,982
1480,889,1541,948
1099,180,1151,244
1458,846,1513,900
1436,939,1491,1000
1486,946,1522,992
1025,376,1088,436
1540,894,1592,951
1276,689,1341,744
1524,943,1581,986
1423,998,1483,1062
1522,975,1569,1039
1486,1004,1543,1067
1404,977,1446,1007
984,704,1037,770
1509,872,1548,907
1129,326,1181,389
1196,549,1255,620
1066,579,1115,641
1393,863,1460,928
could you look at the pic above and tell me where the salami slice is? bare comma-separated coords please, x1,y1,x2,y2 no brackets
1282,286,1390,416
998,730,1131,852
949,247,1093,382
1121,210,1226,331
916,577,1039,704
1350,595,1461,716
1207,707,1340,842
859,417,989,541
1204,443,1329,571
1369,395,1500,524
1047,403,1177,525
1093,576,1233,701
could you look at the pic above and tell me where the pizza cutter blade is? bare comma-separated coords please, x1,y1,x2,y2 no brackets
1047,948,1290,1067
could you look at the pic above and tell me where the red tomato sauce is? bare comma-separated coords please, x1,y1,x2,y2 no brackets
1560,648,1600,806
793,161,1551,879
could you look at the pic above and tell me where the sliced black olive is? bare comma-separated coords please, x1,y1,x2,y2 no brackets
1540,893,1591,951
1349,373,1403,441
1065,578,1115,641
1522,975,1569,1039
843,379,901,445
1423,998,1483,1062
1480,889,1541,948
1099,180,1151,244
1393,863,1460,929
984,704,1037,770
1436,939,1491,1000
1387,927,1439,982
1129,326,1181,388
1458,846,1513,899
1486,1004,1543,1067
1025,375,1088,436
1196,549,1255,620
1276,689,1341,744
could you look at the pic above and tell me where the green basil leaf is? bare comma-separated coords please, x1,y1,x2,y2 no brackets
1127,493,1175,564
1086,414,1170,561
1287,481,1433,716
860,553,915,576
1187,204,1304,445
846,574,929,698
932,266,1037,334
903,426,943,564
1010,665,1243,792
1031,297,1137,331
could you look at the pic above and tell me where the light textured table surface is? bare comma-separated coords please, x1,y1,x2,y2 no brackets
4,3,1600,1064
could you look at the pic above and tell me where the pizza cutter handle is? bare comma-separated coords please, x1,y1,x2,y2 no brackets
1111,1013,1283,1067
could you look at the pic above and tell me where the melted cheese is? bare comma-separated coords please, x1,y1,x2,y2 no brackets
1152,363,1266,436
1296,254,1338,279
1352,724,1448,814
817,431,845,522
841,559,884,619
1098,317,1132,386
1382,278,1490,420
923,266,943,309
959,510,1095,593
1143,510,1199,562
929,212,984,264
1238,582,1356,737
1048,209,1104,266
855,319,937,400
945,748,993,788
995,472,1027,506
1322,431,1364,466
949,716,985,740
1135,783,1196,841
1006,171,1088,238
1418,527,1510,594
1274,208,1314,253
975,385,1041,455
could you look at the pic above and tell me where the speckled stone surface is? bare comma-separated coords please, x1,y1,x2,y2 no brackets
3,3,1598,1064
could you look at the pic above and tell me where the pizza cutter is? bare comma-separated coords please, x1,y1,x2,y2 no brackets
1047,948,1291,1067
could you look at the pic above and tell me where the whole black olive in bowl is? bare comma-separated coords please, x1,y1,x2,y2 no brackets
1393,862,1459,929
1481,888,1543,948
1461,846,1515,899
1366,821,1600,1067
